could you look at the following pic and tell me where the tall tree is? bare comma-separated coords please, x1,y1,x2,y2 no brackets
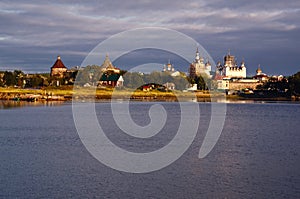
3,71,16,86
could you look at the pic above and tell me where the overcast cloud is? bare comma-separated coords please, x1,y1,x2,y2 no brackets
0,0,299,75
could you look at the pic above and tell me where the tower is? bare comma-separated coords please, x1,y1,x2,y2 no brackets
189,48,211,78
221,50,246,78
50,55,67,78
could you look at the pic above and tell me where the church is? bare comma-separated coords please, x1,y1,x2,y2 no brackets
98,55,123,87
189,48,212,78
216,50,246,79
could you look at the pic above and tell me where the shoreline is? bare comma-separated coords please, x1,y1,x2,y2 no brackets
0,87,298,103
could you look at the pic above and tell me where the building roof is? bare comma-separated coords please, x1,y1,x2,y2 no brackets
256,65,263,74
101,55,115,69
51,56,67,69
100,73,121,81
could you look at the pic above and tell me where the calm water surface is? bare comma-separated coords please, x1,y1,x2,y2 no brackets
0,101,299,198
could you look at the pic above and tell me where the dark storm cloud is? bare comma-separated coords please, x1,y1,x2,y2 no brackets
0,0,299,75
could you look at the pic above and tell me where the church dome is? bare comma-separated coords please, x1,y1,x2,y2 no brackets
256,66,262,74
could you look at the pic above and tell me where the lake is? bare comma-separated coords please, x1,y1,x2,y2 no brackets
0,100,299,198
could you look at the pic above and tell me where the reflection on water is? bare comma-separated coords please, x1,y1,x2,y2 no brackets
0,100,67,109
213,98,254,103
0,102,299,198
1,98,299,109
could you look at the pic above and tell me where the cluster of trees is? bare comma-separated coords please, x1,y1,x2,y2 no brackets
257,71,300,96
187,74,212,90
74,65,103,86
0,70,50,88
289,71,300,95
123,71,188,90
74,65,194,91
74,65,127,86
0,70,24,87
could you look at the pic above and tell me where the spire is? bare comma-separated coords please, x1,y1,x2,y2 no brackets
228,49,231,55
206,57,210,64
195,47,200,61
102,54,114,69
256,64,262,74
241,57,245,66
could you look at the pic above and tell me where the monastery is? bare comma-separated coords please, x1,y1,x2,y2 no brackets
214,51,269,91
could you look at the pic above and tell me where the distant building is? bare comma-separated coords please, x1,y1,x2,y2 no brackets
253,65,268,82
215,51,246,79
163,82,175,90
98,74,124,87
98,55,123,87
214,50,251,90
163,60,175,72
162,60,181,77
217,77,263,90
223,51,246,78
50,56,67,78
189,48,212,78
217,65,270,91
100,54,120,74
214,51,261,90
186,84,198,91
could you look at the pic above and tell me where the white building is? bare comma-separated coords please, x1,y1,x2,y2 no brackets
223,52,246,78
253,65,268,81
163,60,175,72
189,48,212,78
162,60,182,77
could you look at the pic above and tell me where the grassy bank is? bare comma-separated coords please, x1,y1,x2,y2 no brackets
0,87,227,101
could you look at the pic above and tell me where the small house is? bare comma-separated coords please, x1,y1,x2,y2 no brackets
99,74,124,87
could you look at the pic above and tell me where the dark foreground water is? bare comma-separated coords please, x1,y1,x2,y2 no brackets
0,101,299,198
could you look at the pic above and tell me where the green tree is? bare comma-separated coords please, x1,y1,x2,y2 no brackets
123,72,145,88
146,71,163,84
25,75,44,88
260,77,289,92
289,71,300,95
3,71,16,86
194,75,208,90
173,76,188,90
75,65,102,86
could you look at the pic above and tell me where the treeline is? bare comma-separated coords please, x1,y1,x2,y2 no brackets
2,67,299,95
0,70,52,88
0,70,24,87
72,65,210,90
123,71,190,90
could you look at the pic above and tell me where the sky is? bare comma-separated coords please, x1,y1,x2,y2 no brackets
0,0,299,76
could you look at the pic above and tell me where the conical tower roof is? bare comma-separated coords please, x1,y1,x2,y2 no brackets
51,56,67,69
101,54,115,69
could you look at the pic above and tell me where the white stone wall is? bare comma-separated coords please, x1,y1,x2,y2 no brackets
225,67,246,78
